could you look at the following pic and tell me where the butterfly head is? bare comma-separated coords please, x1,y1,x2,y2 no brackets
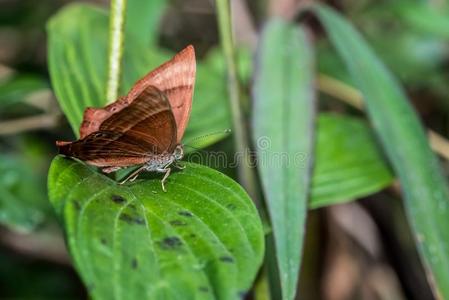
173,144,184,160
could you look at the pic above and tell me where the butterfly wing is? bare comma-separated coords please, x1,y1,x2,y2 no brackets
79,45,196,143
57,86,177,168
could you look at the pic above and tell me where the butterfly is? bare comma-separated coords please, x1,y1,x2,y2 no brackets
56,45,196,191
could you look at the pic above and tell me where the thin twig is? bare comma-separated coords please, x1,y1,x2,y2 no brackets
0,227,70,266
215,0,259,200
106,0,127,104
428,131,449,160
0,113,61,135
317,73,449,161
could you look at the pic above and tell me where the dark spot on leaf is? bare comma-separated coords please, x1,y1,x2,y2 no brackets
219,256,234,263
119,213,145,225
199,286,209,293
170,220,187,226
226,203,237,210
100,238,107,245
131,258,138,269
239,291,248,299
159,236,182,250
129,204,137,211
134,217,145,225
72,200,81,210
111,194,126,204
178,210,193,217
189,233,196,239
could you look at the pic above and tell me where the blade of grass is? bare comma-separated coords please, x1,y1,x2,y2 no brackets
215,0,259,200
252,19,315,300
314,5,449,299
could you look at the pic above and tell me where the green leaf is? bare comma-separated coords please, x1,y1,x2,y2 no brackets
252,19,315,300
311,114,394,208
47,4,109,133
315,5,449,298
48,156,264,300
47,3,231,148
125,0,167,46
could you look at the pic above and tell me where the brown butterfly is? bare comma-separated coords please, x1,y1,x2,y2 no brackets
56,45,196,191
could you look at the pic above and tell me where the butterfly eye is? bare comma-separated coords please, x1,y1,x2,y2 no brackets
174,145,184,159
93,132,105,138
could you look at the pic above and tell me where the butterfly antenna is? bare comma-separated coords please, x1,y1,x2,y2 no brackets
183,129,231,146
183,144,206,152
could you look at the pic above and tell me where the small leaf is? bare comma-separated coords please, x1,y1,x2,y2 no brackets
311,114,394,208
315,5,449,298
48,156,264,300
252,19,315,300
47,3,231,148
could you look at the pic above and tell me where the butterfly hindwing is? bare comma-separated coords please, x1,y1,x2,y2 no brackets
99,85,177,153
57,86,177,167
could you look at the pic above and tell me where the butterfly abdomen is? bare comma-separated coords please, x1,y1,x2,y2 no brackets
56,141,79,158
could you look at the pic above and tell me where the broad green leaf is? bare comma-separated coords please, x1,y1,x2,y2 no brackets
47,3,110,132
125,0,167,46
252,20,315,300
311,114,394,208
315,5,449,298
48,156,264,300
47,3,231,148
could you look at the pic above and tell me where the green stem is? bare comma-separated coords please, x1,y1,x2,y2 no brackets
215,0,259,200
106,0,127,104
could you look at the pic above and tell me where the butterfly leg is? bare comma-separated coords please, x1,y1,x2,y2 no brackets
173,162,186,170
157,167,171,192
120,165,146,185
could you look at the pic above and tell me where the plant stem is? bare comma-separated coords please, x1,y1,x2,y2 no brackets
215,0,259,200
0,113,61,135
106,0,127,104
0,227,70,266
